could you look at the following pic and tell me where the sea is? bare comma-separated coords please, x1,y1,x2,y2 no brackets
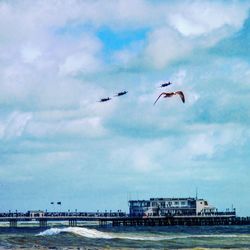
0,222,250,249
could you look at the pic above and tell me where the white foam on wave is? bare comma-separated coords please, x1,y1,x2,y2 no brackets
37,227,113,239
37,227,250,241
37,227,161,240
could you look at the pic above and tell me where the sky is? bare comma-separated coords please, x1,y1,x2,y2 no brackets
0,0,250,215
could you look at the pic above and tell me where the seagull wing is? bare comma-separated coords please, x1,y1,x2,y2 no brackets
154,93,166,105
175,91,185,103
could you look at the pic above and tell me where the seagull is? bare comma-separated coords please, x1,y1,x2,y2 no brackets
154,91,185,105
114,91,128,97
160,82,172,88
99,97,111,102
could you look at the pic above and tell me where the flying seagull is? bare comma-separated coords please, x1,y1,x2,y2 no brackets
160,82,172,88
99,97,111,102
114,91,128,97
154,91,185,105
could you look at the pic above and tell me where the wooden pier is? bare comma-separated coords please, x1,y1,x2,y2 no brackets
0,211,126,228
100,215,250,227
1,211,250,227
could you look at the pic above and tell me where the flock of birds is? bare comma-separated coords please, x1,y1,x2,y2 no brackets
98,81,185,105
99,91,128,102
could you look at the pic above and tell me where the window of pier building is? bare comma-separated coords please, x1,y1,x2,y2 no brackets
181,201,186,206
152,202,157,207
131,201,144,207
160,202,165,208
143,202,150,207
167,201,172,206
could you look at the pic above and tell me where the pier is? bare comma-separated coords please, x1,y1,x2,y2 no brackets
0,211,126,228
1,196,249,227
1,211,250,228
100,214,250,227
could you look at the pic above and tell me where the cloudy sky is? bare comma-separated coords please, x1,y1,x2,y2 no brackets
0,0,250,215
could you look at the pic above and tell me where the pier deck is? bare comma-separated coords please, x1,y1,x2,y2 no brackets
0,212,250,227
100,215,250,227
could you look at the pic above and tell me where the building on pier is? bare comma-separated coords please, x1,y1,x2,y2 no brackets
27,210,45,218
129,197,221,217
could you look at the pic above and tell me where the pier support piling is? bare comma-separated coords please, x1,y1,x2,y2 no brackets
39,219,48,227
69,219,77,227
9,220,17,228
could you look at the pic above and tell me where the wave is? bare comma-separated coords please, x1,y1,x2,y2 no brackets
37,227,160,240
37,227,250,241
37,227,113,239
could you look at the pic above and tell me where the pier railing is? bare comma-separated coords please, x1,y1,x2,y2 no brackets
129,211,236,218
0,211,127,221
0,211,236,220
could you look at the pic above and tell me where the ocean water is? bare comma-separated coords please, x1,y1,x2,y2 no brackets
0,225,250,249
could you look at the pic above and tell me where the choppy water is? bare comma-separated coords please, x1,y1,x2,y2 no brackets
0,225,250,249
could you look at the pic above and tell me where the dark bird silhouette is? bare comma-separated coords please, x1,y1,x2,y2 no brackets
160,82,172,88
99,97,111,102
114,91,128,97
154,91,185,105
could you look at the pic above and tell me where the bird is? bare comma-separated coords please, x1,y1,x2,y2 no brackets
114,91,128,97
160,82,172,88
99,97,111,102
154,91,185,105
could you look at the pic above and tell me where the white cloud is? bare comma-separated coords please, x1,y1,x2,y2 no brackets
228,60,250,86
108,122,248,179
0,0,248,81
171,69,187,86
0,0,249,192
1,111,32,139
26,116,107,138
168,1,249,36
62,117,107,137
110,140,167,173
113,45,141,67
181,123,247,160
58,34,103,76
143,1,249,68
0,1,106,111
144,12,248,69
145,27,192,69
59,52,101,76
185,133,216,158
21,45,42,63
